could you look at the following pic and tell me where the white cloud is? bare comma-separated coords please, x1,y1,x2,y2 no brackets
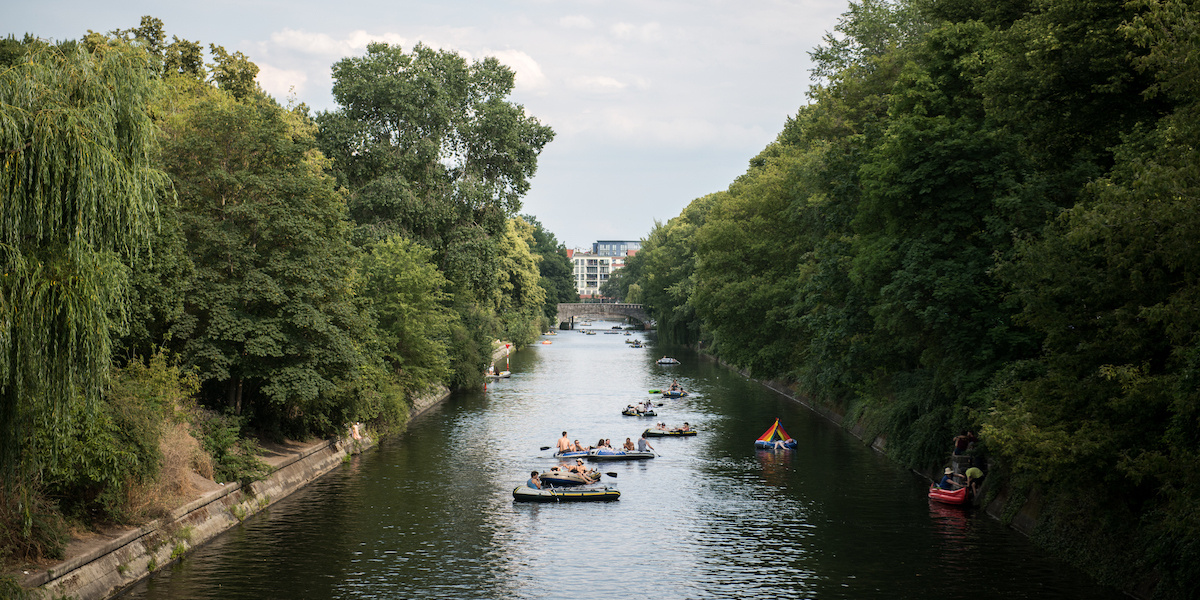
489,49,548,92
256,62,308,100
266,28,407,58
567,75,627,93
611,22,662,43
559,15,593,29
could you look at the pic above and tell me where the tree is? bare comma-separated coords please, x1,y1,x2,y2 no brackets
159,85,371,436
317,43,554,303
521,214,578,317
0,41,167,480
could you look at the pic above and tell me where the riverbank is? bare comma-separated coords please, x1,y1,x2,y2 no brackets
16,379,469,600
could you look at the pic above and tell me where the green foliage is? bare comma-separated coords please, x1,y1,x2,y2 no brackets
521,214,579,317
362,236,455,391
159,83,373,436
189,409,268,486
0,38,167,485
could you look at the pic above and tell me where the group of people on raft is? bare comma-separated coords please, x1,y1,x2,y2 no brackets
932,430,985,496
652,421,691,433
525,431,658,489
625,399,656,413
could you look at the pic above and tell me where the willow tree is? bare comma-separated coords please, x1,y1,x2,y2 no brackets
0,42,166,484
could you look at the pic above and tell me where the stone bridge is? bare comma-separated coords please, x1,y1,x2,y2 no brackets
557,303,650,329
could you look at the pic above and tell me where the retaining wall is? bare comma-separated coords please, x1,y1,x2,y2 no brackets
27,436,375,600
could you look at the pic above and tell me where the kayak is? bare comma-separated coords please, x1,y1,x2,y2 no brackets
642,428,696,437
513,485,620,502
928,485,968,505
539,470,600,486
588,449,655,461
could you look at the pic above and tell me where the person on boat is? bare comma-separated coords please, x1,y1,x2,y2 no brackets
679,422,691,432
637,433,655,453
656,422,668,430
643,399,653,411
670,379,680,391
604,438,615,450
596,438,608,450
572,440,588,452
623,437,636,451
938,467,961,490
527,471,542,489
557,432,573,454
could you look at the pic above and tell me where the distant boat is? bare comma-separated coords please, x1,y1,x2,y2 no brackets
656,357,680,365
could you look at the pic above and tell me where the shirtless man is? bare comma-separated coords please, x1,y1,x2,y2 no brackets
557,431,573,454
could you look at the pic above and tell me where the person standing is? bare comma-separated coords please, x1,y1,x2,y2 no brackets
638,433,655,453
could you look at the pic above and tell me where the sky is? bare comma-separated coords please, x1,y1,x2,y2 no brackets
7,0,852,249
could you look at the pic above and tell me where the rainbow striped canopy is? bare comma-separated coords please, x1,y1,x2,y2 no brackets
756,418,793,443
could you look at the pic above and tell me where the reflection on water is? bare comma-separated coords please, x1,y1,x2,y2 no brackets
122,323,1123,600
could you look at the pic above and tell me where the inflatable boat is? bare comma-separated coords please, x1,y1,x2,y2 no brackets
512,485,621,502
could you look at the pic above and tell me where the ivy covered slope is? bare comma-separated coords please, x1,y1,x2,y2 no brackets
613,0,1200,596
1,16,568,571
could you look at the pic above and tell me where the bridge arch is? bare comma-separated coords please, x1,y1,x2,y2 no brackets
556,303,650,329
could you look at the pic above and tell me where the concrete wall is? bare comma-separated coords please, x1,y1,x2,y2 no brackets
30,436,376,600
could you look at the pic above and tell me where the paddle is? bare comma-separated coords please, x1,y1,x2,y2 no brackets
604,471,618,478
539,446,551,451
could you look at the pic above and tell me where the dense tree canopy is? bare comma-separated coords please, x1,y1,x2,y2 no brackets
617,0,1200,595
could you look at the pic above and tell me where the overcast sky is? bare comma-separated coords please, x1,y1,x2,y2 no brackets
9,0,851,249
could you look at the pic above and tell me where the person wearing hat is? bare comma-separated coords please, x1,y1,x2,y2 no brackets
938,467,961,490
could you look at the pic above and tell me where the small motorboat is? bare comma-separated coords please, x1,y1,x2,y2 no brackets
539,470,600,487
513,485,620,502
587,449,655,461
642,428,697,437
928,485,968,505
656,357,680,365
754,418,797,449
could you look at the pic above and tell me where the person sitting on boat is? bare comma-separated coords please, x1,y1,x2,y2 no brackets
605,438,615,450
596,438,608,450
623,437,636,451
572,440,588,452
670,379,680,391
643,399,654,411
527,471,542,489
938,467,962,490
557,432,573,454
679,422,691,432
637,433,655,453
656,422,668,430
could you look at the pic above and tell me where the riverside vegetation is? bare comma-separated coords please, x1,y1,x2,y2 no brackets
0,16,577,587
604,0,1200,597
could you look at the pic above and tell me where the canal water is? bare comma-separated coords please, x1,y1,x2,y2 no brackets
123,322,1123,599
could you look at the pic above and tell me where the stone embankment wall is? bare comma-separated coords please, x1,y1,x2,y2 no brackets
29,436,376,600
28,376,460,600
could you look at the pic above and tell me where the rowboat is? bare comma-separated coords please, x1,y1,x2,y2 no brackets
928,485,968,505
513,485,620,502
587,449,655,461
642,428,696,437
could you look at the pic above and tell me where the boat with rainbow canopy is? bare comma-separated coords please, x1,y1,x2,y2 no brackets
754,418,797,449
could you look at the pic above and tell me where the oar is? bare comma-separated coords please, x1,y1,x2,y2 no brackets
540,446,551,451
604,471,618,478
